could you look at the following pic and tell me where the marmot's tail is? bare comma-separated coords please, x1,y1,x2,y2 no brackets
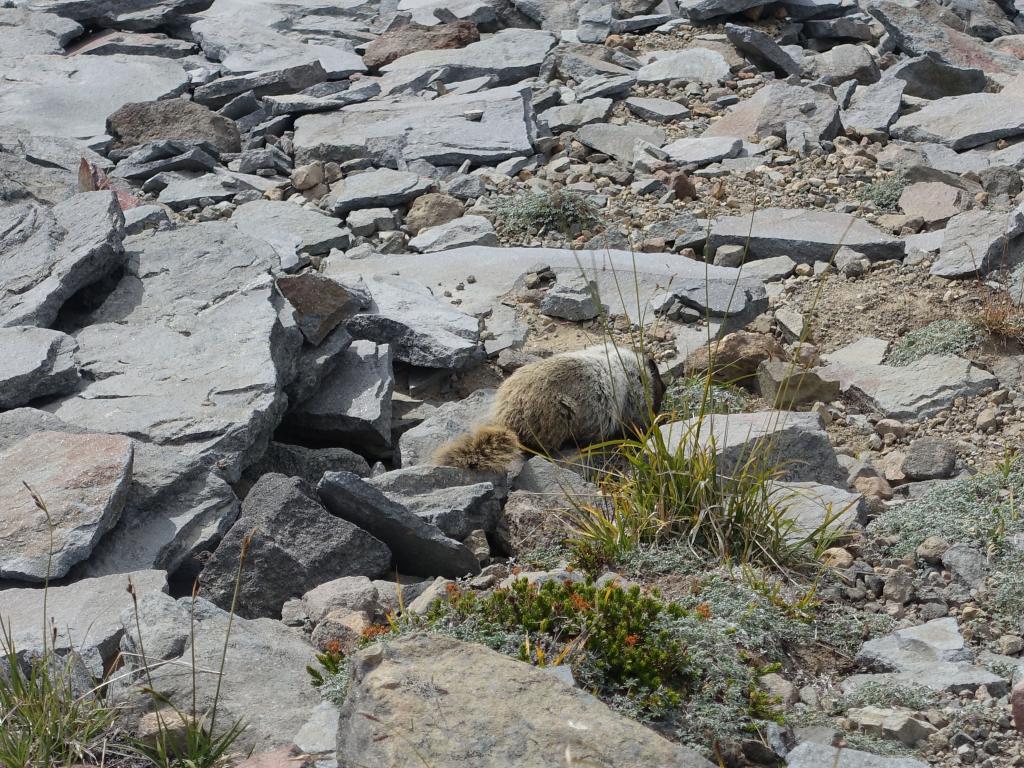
433,424,522,472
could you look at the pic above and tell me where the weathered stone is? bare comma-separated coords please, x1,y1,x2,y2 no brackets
0,431,133,581
318,472,480,578
193,61,327,109
294,85,536,167
662,136,742,167
891,90,1024,151
345,275,483,369
0,54,187,139
0,569,166,676
725,24,801,77
337,633,717,767
684,331,785,384
405,192,464,235
637,48,731,84
276,273,368,347
0,133,110,205
704,83,840,142
540,274,604,321
0,7,82,57
200,474,391,619
818,354,996,420
408,215,498,252
233,200,350,260
363,20,480,70
0,327,79,409
244,442,371,490
757,360,841,408
901,437,956,480
369,464,505,540
787,742,928,767
1,192,125,328
707,208,903,264
807,43,879,85
659,411,846,485
284,340,394,457
331,169,433,215
775,481,864,538
931,206,1024,278
677,0,766,21
152,170,254,211
941,543,987,589
120,593,324,751
887,53,988,99
625,97,691,122
107,99,240,154
302,576,381,624
381,28,555,86
898,182,967,226
575,122,667,163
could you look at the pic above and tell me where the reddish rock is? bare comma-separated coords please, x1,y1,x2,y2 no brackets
0,431,134,581
684,331,786,385
362,21,480,71
276,273,369,345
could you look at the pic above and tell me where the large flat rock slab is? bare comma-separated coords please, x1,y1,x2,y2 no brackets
0,192,125,328
890,89,1024,151
707,208,905,263
0,327,80,409
337,633,717,768
0,54,188,139
0,431,134,581
0,569,166,675
293,85,536,167
704,82,840,141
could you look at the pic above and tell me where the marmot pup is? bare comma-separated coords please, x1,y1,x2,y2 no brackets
434,344,665,472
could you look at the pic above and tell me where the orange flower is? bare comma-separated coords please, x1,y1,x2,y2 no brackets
695,602,712,620
625,634,639,647
570,593,592,612
361,625,390,640
324,639,342,655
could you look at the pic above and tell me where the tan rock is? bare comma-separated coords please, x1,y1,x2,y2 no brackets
404,192,464,234
363,21,480,70
310,609,372,652
684,331,785,385
821,547,854,568
898,182,968,227
854,475,893,501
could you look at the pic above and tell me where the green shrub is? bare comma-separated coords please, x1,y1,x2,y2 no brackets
567,417,842,571
660,375,750,419
856,170,907,211
494,190,597,240
885,318,984,366
835,680,938,713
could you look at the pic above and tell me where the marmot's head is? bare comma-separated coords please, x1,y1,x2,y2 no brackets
646,357,665,414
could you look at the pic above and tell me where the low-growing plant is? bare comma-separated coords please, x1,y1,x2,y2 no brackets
834,680,938,713
856,170,907,211
660,374,750,419
494,189,597,241
980,293,1024,343
885,318,984,366
566,416,843,572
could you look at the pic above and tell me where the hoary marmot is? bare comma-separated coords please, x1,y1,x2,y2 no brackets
434,344,665,472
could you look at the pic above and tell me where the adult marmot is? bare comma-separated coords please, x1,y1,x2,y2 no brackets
434,344,665,472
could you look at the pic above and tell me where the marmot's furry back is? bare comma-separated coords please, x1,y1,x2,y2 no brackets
434,344,664,473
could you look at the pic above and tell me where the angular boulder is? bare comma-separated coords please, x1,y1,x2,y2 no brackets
704,83,840,142
890,90,1024,151
106,99,241,153
0,327,80,409
363,20,480,70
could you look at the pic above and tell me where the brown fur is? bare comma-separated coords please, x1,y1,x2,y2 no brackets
432,424,523,472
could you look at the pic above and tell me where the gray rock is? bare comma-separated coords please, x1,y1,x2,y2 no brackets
318,471,480,577
931,206,1024,278
807,43,879,85
625,97,690,122
123,204,170,234
637,48,731,84
677,0,766,21
891,90,1024,151
193,61,327,109
725,24,801,77
331,169,432,215
201,474,391,619
284,340,394,457
295,84,535,167
152,170,254,210
107,98,240,154
345,275,483,370
0,54,187,139
574,122,667,163
397,388,496,468
120,593,324,751
662,136,742,166
0,192,125,328
0,569,166,676
818,354,996,420
27,0,203,29
244,442,371,488
941,543,987,589
0,133,111,205
408,215,498,252
757,360,841,408
775,481,865,539
302,576,382,624
887,52,987,99
867,0,1024,76
659,411,846,486
901,437,957,480
0,7,82,57
540,98,613,133
540,275,604,321
337,633,716,767
113,143,219,183
704,82,840,142
839,79,905,140
380,28,555,86
741,255,797,282
191,17,365,79
0,327,80,409
787,742,928,768
0,430,134,581
369,464,506,540
707,208,904,264
802,14,874,40
232,200,349,258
